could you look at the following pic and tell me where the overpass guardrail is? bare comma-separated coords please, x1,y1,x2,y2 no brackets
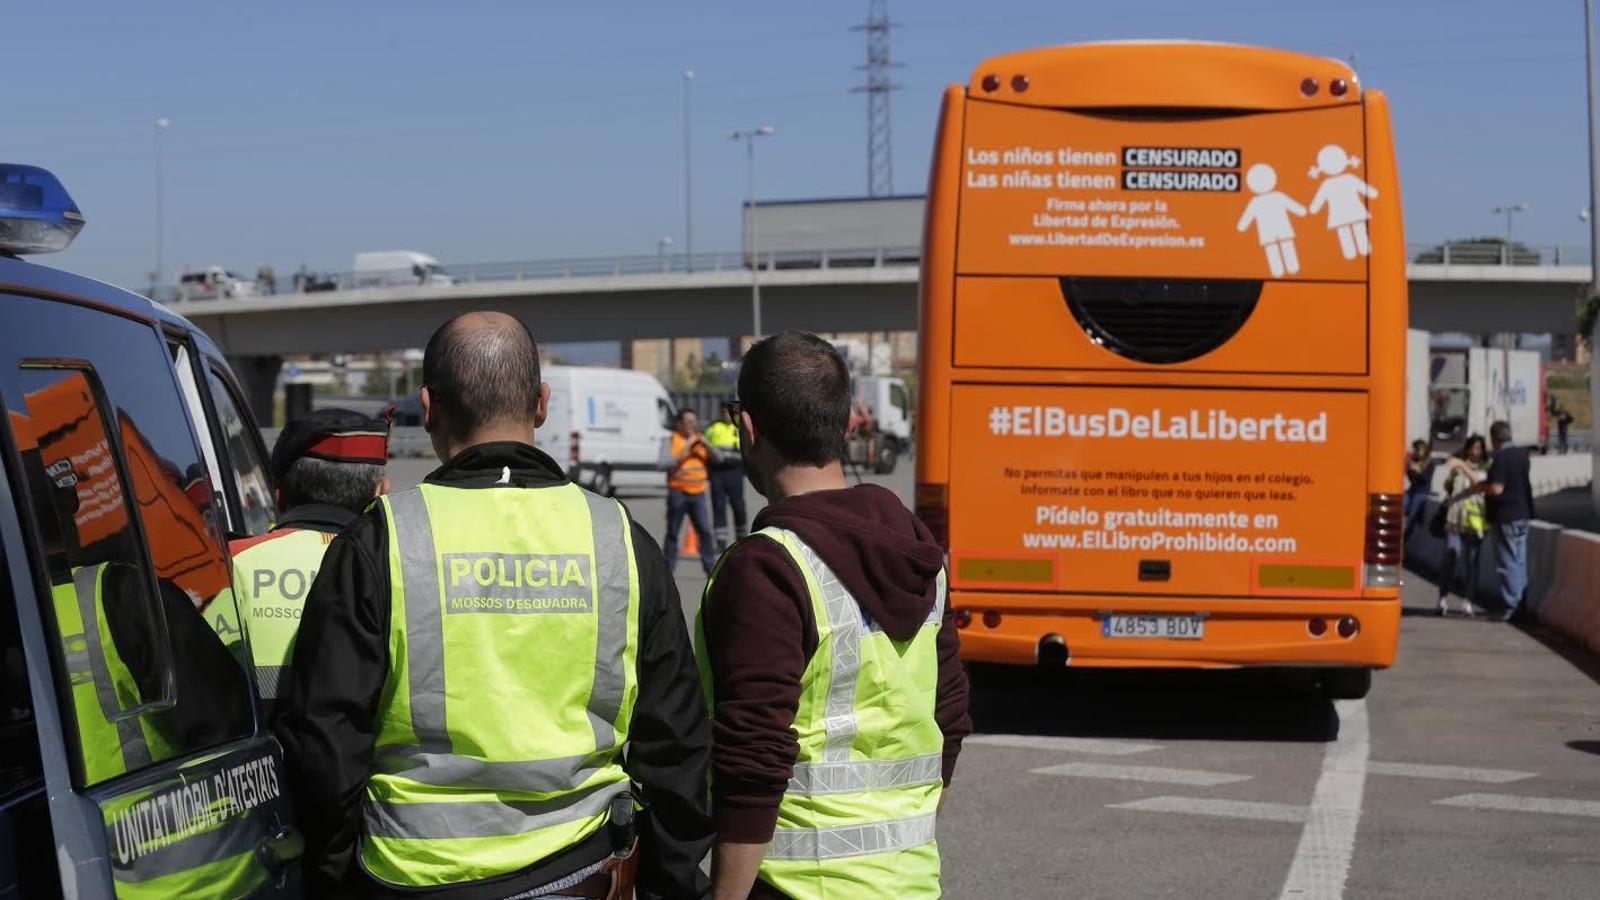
159,246,923,303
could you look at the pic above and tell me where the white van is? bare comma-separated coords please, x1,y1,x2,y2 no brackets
537,366,675,496
352,250,453,288
177,265,256,300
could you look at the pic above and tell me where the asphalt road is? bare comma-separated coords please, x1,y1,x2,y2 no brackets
386,457,1600,899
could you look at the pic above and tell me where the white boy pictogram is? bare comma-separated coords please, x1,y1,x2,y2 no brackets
1236,163,1306,277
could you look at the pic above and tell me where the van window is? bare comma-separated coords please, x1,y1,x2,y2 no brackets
1,297,253,787
658,398,675,431
202,367,273,537
889,382,910,418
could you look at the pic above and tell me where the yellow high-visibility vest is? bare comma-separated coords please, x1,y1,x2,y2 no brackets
698,527,946,899
361,482,641,887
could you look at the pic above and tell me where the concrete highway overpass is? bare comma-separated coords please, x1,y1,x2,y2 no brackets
164,257,1592,416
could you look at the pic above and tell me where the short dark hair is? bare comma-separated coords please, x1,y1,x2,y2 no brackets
676,407,697,424
737,331,851,466
280,457,384,513
422,312,542,440
1490,420,1512,444
1411,439,1427,451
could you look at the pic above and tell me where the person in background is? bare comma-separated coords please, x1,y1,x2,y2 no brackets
697,331,970,900
662,408,719,574
1475,420,1536,622
1403,439,1435,541
276,312,712,899
1437,434,1487,617
226,408,389,712
705,406,747,553
1556,406,1574,455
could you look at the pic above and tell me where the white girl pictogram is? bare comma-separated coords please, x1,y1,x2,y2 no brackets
1236,163,1306,277
1308,144,1378,260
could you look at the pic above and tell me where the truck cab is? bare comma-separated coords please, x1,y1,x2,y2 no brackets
0,165,303,897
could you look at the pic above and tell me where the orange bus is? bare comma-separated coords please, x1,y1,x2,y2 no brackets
915,42,1405,698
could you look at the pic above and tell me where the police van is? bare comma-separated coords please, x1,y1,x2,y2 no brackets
0,165,305,896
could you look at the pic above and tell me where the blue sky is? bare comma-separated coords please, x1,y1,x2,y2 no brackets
6,0,1595,289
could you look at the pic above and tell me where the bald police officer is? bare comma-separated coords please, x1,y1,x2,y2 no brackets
276,312,712,899
227,408,390,707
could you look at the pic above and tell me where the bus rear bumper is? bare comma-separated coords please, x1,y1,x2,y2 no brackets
954,592,1400,669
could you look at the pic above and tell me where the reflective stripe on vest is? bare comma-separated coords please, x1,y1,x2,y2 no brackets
229,529,330,700
57,565,152,780
362,483,638,887
766,812,939,862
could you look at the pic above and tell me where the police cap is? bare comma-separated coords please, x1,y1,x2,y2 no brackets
269,408,390,480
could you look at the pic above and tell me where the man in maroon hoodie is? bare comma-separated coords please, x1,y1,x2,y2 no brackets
697,331,972,900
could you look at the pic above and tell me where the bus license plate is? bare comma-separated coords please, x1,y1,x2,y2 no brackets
1102,614,1205,640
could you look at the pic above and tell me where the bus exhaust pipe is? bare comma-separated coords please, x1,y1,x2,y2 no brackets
1037,634,1069,668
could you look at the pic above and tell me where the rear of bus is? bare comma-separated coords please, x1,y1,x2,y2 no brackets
915,43,1405,695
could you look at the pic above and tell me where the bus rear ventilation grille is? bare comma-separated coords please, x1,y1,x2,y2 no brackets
1062,277,1262,365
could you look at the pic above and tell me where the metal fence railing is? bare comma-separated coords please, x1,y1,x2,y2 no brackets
159,246,923,304
1407,242,1592,267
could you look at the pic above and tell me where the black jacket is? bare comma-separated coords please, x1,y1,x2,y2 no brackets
274,442,712,899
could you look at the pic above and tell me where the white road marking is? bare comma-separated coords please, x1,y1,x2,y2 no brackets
1366,762,1535,784
1277,698,1369,900
1030,762,1249,786
1435,793,1600,818
967,734,1160,756
1109,796,1308,824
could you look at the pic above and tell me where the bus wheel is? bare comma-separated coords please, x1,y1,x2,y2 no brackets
874,440,899,475
592,466,614,498
1320,667,1372,700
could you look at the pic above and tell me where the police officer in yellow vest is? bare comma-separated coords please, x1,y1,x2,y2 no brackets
696,332,971,900
228,408,390,709
276,312,712,899
704,408,747,553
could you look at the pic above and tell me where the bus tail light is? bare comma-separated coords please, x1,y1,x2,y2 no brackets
1011,74,1030,92
981,73,1001,93
953,609,972,630
1364,492,1403,588
916,482,949,550
1300,77,1319,96
1308,617,1328,637
569,431,581,467
983,610,1003,629
1330,78,1349,97
1337,616,1360,638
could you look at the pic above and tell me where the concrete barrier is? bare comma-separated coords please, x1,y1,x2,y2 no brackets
1524,521,1565,614
1536,530,1600,653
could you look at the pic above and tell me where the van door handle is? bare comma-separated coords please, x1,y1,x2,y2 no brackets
257,825,305,871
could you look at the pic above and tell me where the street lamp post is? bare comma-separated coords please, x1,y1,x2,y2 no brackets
1588,0,1600,294
730,126,775,340
154,117,170,298
1491,202,1530,259
683,70,695,272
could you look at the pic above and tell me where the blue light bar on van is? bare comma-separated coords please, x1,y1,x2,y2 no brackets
0,165,84,255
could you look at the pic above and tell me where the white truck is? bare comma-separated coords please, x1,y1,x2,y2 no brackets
846,374,913,474
1409,329,1547,453
352,250,453,288
535,366,676,496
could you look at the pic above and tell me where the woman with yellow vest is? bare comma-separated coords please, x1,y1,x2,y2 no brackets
697,332,971,900
1437,433,1488,617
